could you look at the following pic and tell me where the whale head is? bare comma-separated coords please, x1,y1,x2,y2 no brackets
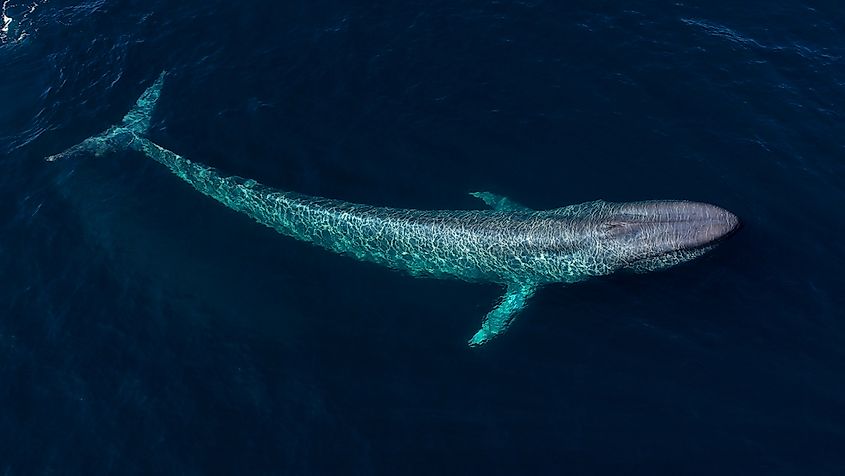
587,200,740,273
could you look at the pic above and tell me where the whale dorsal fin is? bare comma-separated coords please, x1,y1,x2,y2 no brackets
469,191,531,211
468,283,538,347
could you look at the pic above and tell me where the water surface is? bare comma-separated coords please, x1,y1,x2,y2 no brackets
1,1,843,474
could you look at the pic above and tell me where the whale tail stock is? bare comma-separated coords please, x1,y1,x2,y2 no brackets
46,71,167,162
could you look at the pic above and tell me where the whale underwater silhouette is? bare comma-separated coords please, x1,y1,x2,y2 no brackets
49,72,741,346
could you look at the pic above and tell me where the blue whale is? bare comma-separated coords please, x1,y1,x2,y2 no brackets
49,73,740,346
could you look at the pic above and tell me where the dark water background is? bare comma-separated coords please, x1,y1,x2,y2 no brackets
2,1,844,474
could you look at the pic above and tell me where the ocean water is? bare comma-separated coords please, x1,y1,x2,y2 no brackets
1,0,844,474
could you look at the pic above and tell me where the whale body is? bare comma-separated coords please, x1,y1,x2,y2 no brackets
49,73,741,346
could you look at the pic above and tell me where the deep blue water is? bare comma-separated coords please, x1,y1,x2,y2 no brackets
2,1,844,474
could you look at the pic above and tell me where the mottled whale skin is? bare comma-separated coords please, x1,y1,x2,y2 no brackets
49,73,740,346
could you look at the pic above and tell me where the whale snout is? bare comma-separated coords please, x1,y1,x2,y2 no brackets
710,205,741,242
610,200,741,252
666,201,740,248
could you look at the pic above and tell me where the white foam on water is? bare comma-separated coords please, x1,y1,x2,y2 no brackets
2,0,46,42
1,0,12,36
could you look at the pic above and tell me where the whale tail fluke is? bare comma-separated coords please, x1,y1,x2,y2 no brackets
46,71,167,162
120,71,166,134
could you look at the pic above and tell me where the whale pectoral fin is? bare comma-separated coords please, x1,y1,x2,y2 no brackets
468,283,538,347
469,191,531,211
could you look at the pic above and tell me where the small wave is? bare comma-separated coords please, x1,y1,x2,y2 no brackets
680,17,765,49
680,16,840,67
1,0,46,43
